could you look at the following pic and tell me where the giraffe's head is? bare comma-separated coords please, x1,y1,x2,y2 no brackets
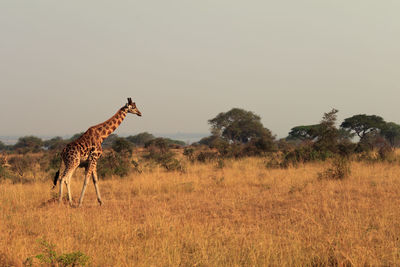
126,98,142,116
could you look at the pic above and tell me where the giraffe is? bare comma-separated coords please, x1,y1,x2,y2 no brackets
53,98,142,207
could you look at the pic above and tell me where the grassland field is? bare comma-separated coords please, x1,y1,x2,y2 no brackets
1,154,400,266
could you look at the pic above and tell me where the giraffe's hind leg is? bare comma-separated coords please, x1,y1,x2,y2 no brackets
59,168,75,204
58,174,64,204
65,172,74,205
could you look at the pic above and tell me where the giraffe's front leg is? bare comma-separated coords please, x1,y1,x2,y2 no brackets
92,166,103,206
78,169,91,207
78,158,99,207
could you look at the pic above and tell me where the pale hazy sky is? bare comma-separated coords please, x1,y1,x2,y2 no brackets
1,1,399,139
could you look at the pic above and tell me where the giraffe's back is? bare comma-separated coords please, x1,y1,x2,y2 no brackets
62,131,102,166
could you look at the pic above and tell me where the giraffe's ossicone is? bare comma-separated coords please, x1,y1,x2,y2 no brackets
53,98,141,207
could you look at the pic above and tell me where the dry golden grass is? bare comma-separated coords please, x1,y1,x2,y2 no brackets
1,158,400,266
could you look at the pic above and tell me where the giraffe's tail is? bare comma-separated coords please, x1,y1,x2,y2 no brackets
52,170,60,189
52,159,64,189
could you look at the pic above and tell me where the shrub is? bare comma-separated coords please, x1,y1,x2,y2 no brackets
47,153,62,171
378,143,396,162
198,135,222,146
145,137,185,150
145,149,185,172
265,154,283,169
275,139,295,154
144,140,185,172
25,239,90,267
163,157,185,172
8,155,39,179
0,164,19,183
97,152,132,178
318,156,351,180
183,147,195,162
337,141,357,157
145,138,169,152
112,137,134,156
196,151,219,163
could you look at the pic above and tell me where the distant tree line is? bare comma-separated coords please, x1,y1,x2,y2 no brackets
0,132,186,154
193,108,400,161
1,108,400,158
288,112,400,150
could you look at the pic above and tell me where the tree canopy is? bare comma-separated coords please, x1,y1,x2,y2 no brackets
288,124,321,141
313,108,340,153
112,137,134,156
208,108,273,144
340,114,385,139
14,136,44,153
126,132,155,147
44,137,68,151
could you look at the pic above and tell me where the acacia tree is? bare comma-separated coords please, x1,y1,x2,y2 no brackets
208,108,273,144
287,124,321,141
287,109,354,155
340,114,385,140
126,132,155,147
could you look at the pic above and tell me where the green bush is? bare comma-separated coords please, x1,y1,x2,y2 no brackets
144,139,185,172
97,152,132,178
25,239,90,267
337,141,357,157
281,145,331,167
112,137,134,156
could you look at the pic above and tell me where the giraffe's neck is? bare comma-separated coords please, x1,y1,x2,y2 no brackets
94,107,128,142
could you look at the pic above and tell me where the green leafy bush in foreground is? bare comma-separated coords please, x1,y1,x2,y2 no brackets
25,239,90,267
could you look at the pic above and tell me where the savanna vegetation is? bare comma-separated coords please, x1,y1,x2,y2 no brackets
1,108,400,266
